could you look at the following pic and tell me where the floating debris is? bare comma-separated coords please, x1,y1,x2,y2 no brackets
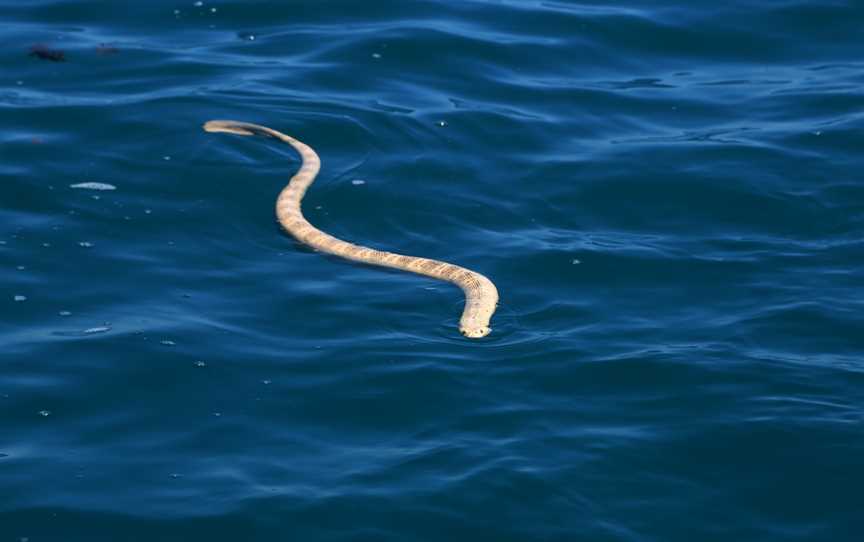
29,44,65,62
70,182,116,191
52,325,111,337
13,295,27,302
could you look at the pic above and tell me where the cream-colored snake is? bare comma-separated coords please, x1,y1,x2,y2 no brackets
204,120,499,338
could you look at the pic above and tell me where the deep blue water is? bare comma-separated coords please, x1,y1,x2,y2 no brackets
2,1,863,540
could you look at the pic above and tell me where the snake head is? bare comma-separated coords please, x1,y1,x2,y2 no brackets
461,325,491,339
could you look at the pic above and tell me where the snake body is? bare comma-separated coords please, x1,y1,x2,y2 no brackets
203,120,499,338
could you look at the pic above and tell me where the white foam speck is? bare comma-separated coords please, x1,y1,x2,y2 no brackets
351,179,366,185
70,182,116,191
83,326,110,334
14,295,27,302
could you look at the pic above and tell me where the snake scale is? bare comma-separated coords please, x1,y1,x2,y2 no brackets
203,120,499,338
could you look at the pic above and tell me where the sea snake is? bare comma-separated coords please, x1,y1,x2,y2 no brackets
203,120,499,338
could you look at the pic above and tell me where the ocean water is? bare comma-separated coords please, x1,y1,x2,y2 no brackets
2,0,863,540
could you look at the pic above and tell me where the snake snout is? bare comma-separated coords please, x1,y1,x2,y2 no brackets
461,326,491,339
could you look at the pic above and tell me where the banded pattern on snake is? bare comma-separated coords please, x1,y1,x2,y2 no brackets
203,120,499,338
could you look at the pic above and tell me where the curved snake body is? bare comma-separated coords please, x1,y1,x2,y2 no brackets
204,120,499,338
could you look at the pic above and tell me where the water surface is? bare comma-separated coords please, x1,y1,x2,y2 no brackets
2,1,863,540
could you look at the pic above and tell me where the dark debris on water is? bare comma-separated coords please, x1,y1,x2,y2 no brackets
29,44,66,62
96,43,119,55
28,43,122,62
